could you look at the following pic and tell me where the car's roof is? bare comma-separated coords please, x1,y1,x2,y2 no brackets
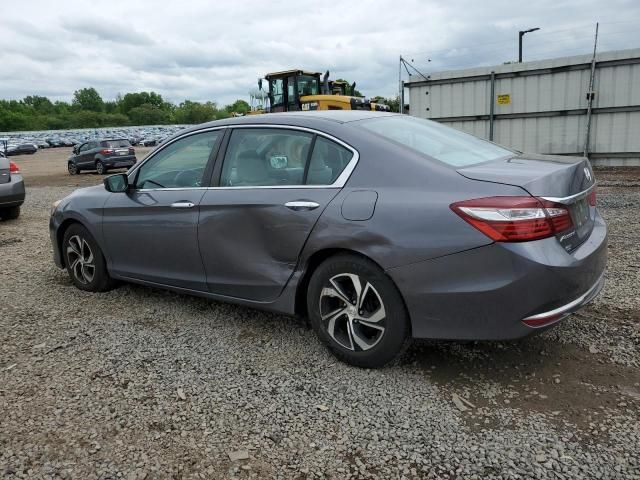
197,110,399,129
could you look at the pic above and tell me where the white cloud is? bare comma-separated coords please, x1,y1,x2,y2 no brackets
1,0,639,106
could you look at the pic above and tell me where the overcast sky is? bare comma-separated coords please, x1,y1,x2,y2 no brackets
1,0,639,107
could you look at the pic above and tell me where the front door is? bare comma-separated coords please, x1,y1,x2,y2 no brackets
102,129,223,291
198,127,355,302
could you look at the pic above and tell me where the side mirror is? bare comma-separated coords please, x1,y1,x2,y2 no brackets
72,146,78,154
104,173,129,193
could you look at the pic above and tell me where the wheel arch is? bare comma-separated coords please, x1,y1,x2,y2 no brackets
294,248,411,331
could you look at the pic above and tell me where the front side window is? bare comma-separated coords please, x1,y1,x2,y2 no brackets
220,129,313,186
134,131,220,189
270,78,284,107
359,116,513,167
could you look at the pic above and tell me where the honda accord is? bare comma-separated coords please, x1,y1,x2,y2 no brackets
50,111,607,367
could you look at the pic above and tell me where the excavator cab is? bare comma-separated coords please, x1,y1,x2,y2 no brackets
262,69,370,112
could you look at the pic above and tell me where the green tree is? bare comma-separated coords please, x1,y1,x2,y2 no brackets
23,95,54,114
225,99,251,115
173,100,218,124
119,91,165,116
128,104,170,125
72,87,104,112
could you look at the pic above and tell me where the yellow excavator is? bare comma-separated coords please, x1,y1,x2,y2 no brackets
255,69,390,113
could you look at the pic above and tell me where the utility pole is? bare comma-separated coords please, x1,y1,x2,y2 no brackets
583,23,599,158
398,55,403,114
519,27,540,62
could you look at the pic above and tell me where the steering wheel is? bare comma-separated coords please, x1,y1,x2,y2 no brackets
174,169,202,187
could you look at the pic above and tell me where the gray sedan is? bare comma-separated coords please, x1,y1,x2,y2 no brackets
49,111,607,367
0,155,25,220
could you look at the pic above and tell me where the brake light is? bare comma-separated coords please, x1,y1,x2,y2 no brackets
100,149,114,155
9,161,19,173
450,196,573,242
587,188,597,207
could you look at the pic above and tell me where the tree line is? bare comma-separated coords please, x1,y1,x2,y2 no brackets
0,88,252,132
0,87,400,132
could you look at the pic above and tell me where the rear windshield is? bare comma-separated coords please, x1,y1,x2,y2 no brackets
359,116,513,167
102,139,131,148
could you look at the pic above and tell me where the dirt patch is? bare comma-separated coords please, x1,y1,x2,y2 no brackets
406,335,640,435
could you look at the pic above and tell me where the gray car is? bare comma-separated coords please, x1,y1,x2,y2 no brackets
68,139,137,175
49,111,607,367
0,153,26,220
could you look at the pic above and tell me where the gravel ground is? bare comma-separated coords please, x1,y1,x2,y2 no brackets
1,156,639,479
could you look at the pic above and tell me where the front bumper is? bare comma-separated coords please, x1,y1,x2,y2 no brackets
387,214,608,340
50,212,64,268
0,175,26,207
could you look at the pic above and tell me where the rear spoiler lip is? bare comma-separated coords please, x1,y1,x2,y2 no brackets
540,183,596,205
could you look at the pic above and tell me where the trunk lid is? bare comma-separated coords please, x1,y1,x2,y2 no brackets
457,153,596,252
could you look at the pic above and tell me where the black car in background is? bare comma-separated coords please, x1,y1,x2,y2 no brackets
68,139,137,175
6,143,38,156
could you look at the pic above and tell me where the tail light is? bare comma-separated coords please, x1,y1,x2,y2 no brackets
450,196,573,242
9,161,20,173
100,149,114,155
587,187,596,206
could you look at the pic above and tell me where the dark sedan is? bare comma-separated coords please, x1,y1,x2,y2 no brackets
6,143,38,156
50,112,607,367
68,139,137,175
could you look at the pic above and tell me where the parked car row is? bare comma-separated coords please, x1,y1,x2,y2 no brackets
0,125,187,155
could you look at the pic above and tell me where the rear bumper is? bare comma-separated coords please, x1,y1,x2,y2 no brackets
0,175,26,207
387,213,608,340
103,156,136,168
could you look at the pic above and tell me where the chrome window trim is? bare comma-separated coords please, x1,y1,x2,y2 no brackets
541,183,596,205
129,124,359,192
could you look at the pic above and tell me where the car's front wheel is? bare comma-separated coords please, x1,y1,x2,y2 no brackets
307,254,410,368
62,224,115,292
68,162,78,175
95,160,106,175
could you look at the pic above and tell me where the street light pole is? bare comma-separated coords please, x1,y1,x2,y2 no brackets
518,27,540,62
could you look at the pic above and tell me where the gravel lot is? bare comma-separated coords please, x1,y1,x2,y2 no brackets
1,151,639,479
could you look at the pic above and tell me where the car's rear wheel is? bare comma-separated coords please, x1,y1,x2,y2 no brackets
307,254,410,368
0,206,20,220
68,162,78,175
62,224,115,292
95,160,106,175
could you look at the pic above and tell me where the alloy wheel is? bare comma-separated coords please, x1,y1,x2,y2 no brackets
96,161,105,175
68,163,77,175
66,235,95,284
319,273,386,351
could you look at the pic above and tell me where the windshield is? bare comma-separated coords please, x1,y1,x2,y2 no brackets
359,116,513,167
102,139,131,148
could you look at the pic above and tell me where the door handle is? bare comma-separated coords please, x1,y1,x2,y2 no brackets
285,201,320,211
170,202,195,209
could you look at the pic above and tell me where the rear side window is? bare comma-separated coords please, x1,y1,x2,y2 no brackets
219,129,354,187
359,116,513,167
306,137,352,185
102,139,131,148
220,129,313,186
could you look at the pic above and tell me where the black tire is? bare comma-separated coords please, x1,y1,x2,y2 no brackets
95,160,106,175
0,206,20,220
68,162,78,175
62,224,115,292
307,254,410,368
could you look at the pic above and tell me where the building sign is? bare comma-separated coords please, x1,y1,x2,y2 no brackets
497,94,511,105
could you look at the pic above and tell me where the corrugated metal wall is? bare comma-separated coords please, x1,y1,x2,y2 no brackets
407,48,640,166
